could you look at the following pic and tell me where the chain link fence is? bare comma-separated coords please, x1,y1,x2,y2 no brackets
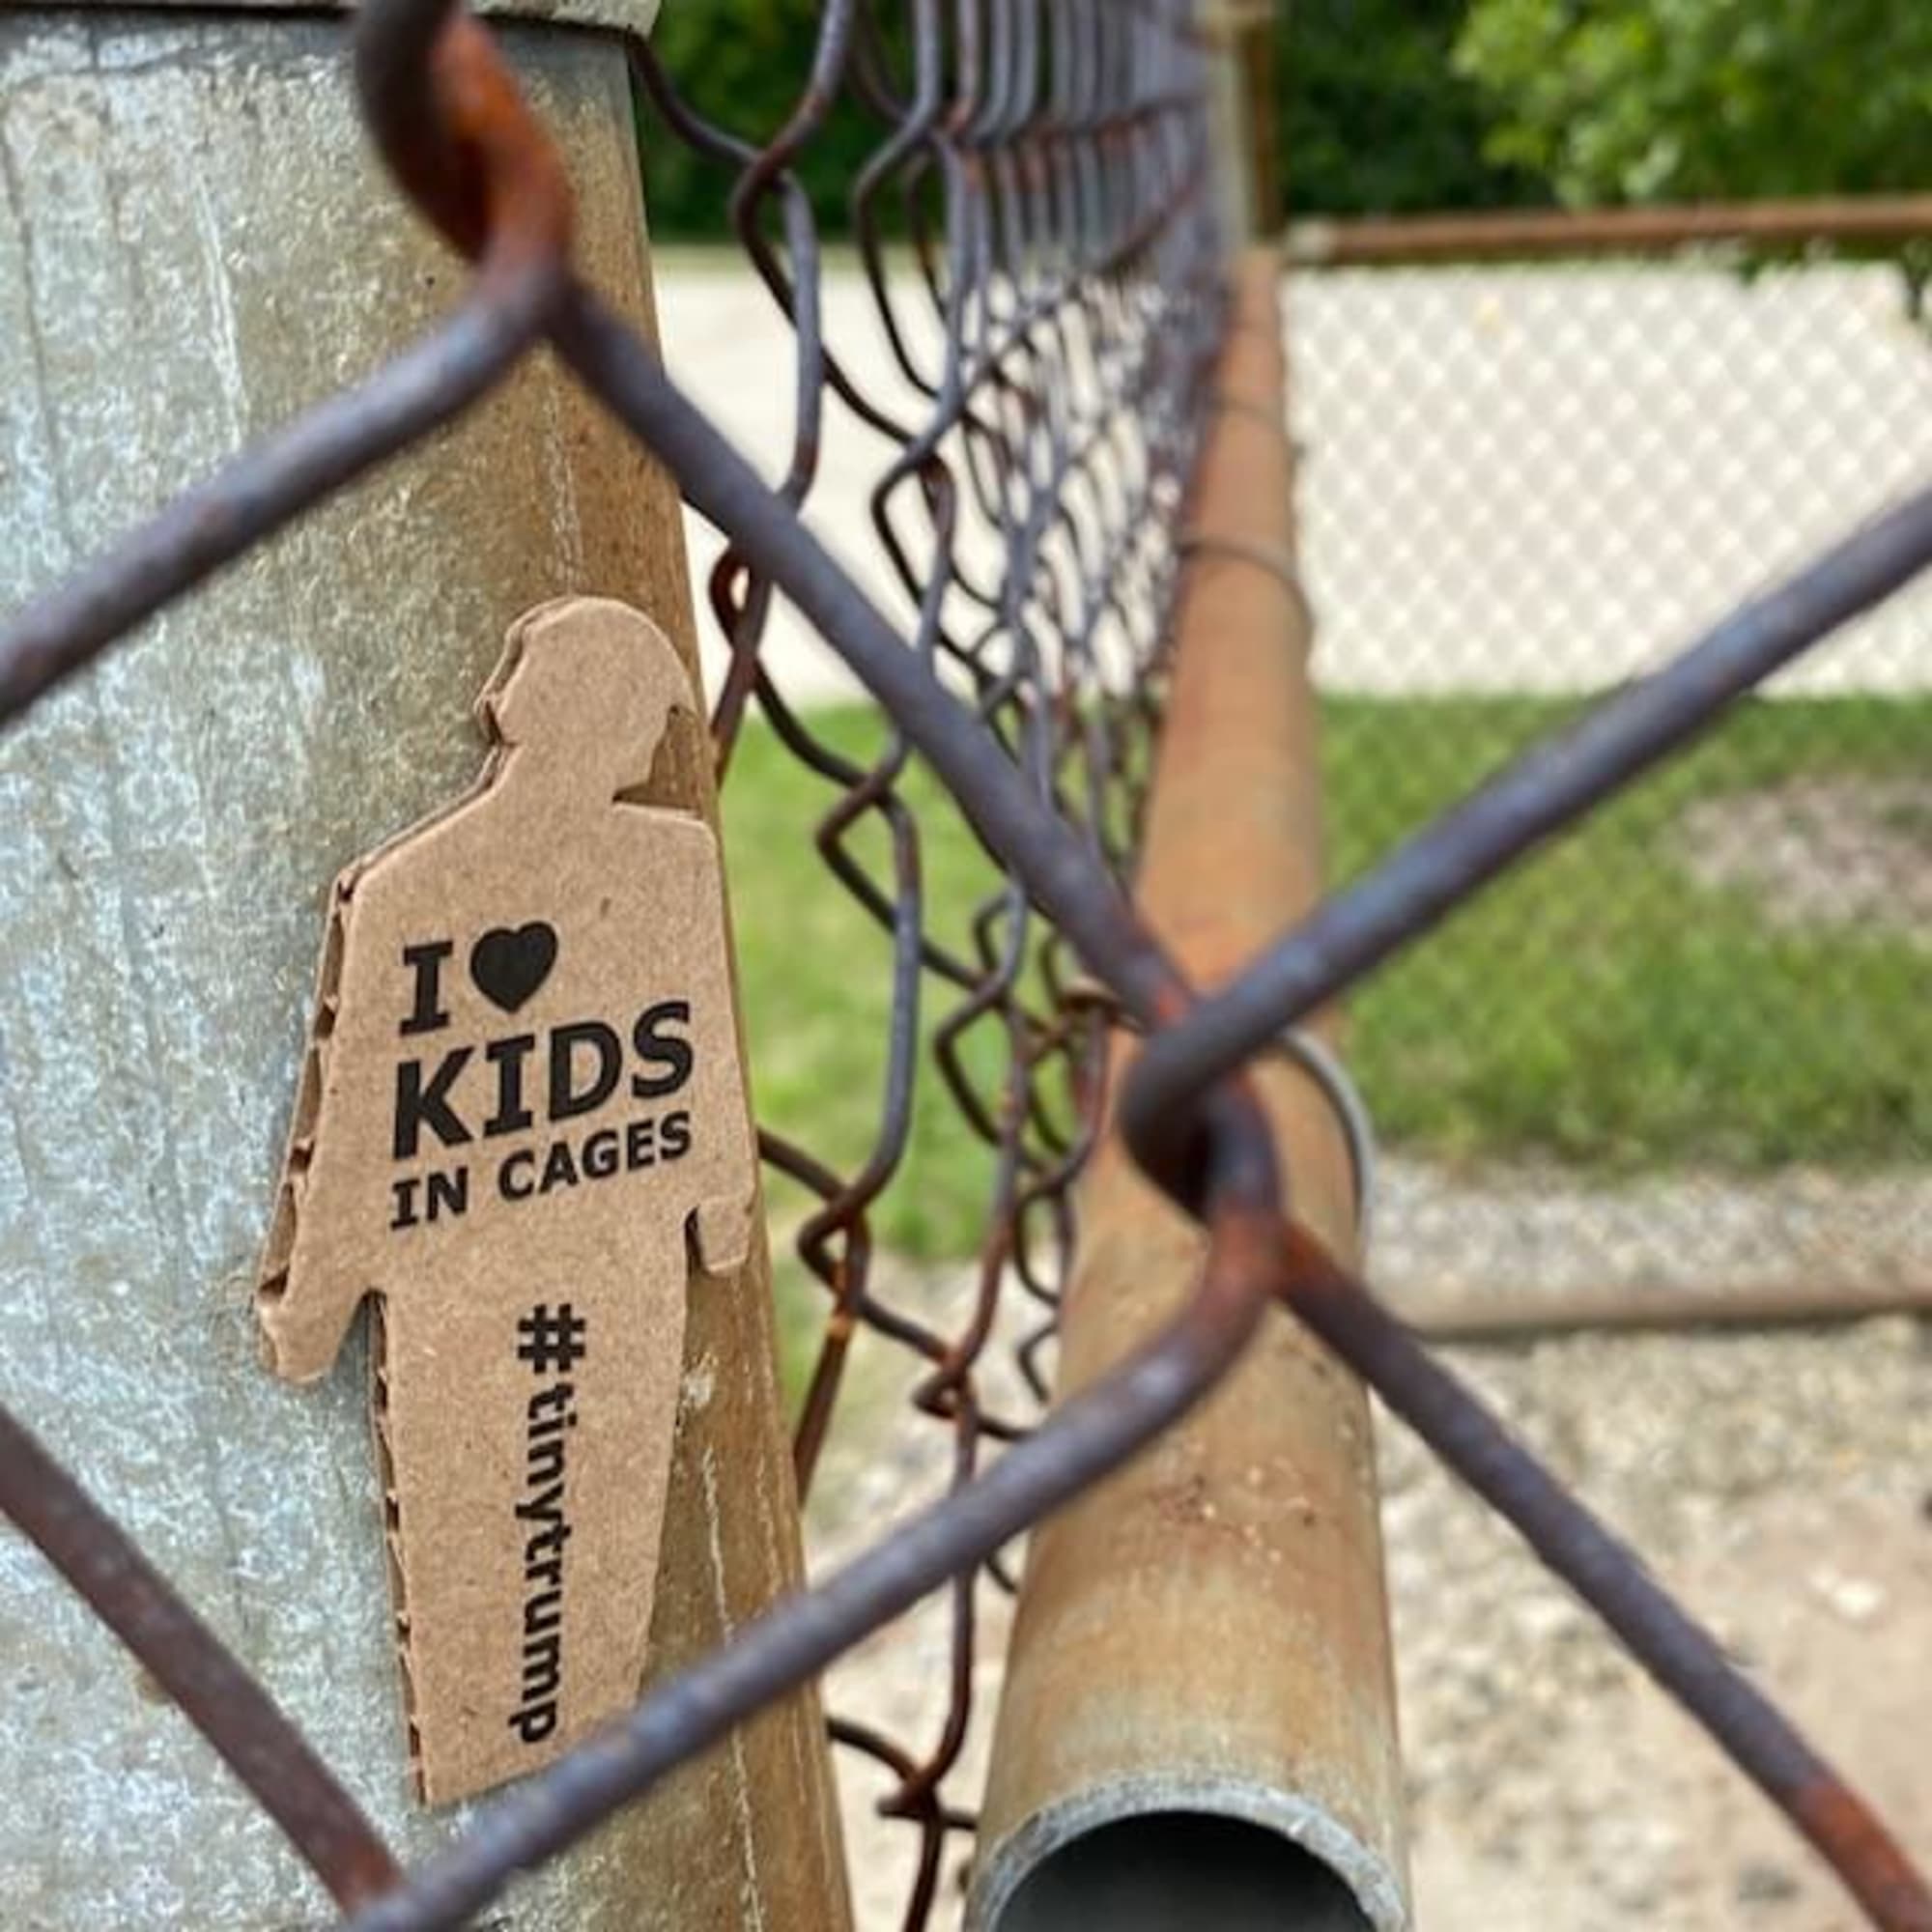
634,5,1220,1915
3,7,1932,1931
1287,215,1932,1327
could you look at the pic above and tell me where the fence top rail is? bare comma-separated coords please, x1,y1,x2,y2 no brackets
1286,197,1932,267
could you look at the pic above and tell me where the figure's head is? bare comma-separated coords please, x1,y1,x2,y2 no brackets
481,598,696,794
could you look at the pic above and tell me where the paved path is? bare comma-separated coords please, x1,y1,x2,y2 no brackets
655,261,1932,707
1291,264,1932,696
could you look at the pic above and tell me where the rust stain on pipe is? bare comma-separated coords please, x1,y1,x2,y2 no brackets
969,254,1407,1932
1287,196,1932,266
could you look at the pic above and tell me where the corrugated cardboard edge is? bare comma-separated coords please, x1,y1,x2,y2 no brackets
369,1301,427,1790
257,858,437,1791
254,609,579,1802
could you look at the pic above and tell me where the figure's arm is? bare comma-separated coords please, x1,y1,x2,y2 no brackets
677,822,758,1278
693,1159,755,1278
256,869,385,1381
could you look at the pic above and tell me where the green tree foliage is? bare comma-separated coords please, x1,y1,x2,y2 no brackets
1278,0,1545,213
640,1,1544,233
640,1,1931,236
1457,0,1932,205
642,1,887,238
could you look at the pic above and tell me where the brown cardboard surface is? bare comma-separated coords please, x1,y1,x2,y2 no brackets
256,596,755,1805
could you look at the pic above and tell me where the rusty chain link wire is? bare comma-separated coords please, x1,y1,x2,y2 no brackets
2,4,1932,1930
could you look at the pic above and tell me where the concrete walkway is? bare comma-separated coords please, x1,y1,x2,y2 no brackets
655,260,1932,709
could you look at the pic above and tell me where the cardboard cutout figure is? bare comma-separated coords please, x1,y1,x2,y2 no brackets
257,596,754,1804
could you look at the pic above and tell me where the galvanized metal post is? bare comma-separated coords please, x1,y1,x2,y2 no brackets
0,8,848,1927
968,255,1408,1930
1236,0,1283,237
1201,0,1280,244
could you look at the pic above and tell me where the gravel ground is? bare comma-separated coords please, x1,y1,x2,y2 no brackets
1379,1314,1932,1932
805,1165,1932,1930
1374,1157,1932,1315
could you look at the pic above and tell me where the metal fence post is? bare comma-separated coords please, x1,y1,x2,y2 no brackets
1199,0,1282,244
967,253,1408,1932
0,9,847,1925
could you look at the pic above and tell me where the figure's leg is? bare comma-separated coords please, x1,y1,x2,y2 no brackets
377,1246,687,1804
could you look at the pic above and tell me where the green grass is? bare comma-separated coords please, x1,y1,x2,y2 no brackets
1326,694,1932,1171
722,695,1932,1265
721,708,1007,1264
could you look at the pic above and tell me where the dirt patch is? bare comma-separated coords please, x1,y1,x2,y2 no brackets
1678,777,1932,939
1381,1317,1932,1931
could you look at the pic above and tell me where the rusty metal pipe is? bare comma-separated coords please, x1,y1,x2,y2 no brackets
1286,197,1932,266
1407,1276,1932,1344
968,253,1408,1932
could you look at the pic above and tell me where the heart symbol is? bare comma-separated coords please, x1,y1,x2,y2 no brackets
469,923,557,1013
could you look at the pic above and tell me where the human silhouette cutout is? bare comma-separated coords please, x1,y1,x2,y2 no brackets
257,597,755,1803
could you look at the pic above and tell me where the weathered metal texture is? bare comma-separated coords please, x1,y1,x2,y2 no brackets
53,0,665,38
1287,197,1932,265
969,254,1407,1932
0,13,844,1929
